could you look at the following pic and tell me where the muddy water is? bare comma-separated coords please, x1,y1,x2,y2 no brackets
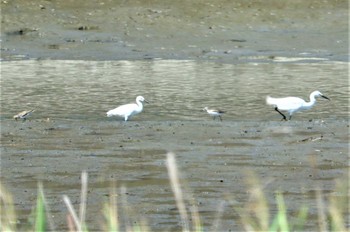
1,60,349,231
1,60,348,120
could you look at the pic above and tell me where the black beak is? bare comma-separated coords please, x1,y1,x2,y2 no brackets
322,95,330,100
144,100,149,103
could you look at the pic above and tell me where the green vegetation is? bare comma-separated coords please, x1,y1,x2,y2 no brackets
0,153,348,231
34,184,46,231
235,172,310,231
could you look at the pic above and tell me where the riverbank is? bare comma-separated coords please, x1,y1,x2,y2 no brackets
1,0,348,62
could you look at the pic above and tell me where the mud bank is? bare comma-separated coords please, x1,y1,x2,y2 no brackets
1,0,348,62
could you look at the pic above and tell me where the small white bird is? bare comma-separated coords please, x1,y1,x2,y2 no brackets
13,110,34,121
203,107,225,121
266,90,330,120
106,96,148,121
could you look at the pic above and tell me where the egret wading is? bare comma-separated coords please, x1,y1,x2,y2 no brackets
266,90,330,120
107,96,148,121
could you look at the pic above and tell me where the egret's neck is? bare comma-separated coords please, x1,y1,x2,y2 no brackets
304,94,317,109
136,100,144,109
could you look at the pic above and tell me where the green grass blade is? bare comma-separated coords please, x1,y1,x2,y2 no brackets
276,193,289,232
269,192,290,232
292,206,308,231
35,184,46,231
269,215,279,232
103,202,119,232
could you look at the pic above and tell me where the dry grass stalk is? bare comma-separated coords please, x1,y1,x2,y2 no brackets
63,171,88,232
79,171,88,226
0,182,17,231
316,188,327,231
328,179,348,231
67,214,76,232
166,152,190,232
102,184,119,231
243,171,271,231
63,195,82,231
211,201,225,231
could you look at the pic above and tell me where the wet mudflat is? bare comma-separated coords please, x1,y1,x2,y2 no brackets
1,0,348,62
1,117,349,231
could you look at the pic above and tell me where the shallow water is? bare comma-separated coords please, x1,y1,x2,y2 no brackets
1,60,349,231
1,60,348,121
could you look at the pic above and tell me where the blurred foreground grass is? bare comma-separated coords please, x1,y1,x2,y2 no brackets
1,153,348,231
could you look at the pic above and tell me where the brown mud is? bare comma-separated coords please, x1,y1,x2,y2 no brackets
1,0,348,62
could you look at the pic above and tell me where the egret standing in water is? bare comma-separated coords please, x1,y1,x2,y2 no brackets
266,90,330,120
203,107,225,121
107,96,148,121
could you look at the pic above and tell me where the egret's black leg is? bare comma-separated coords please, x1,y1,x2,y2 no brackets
219,115,222,121
289,115,292,120
274,107,287,121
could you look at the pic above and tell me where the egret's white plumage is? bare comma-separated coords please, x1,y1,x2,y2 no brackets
203,107,225,121
266,90,330,120
13,110,34,121
107,96,148,121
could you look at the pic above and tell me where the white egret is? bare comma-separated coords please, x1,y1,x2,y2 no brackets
266,90,330,120
107,96,148,121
